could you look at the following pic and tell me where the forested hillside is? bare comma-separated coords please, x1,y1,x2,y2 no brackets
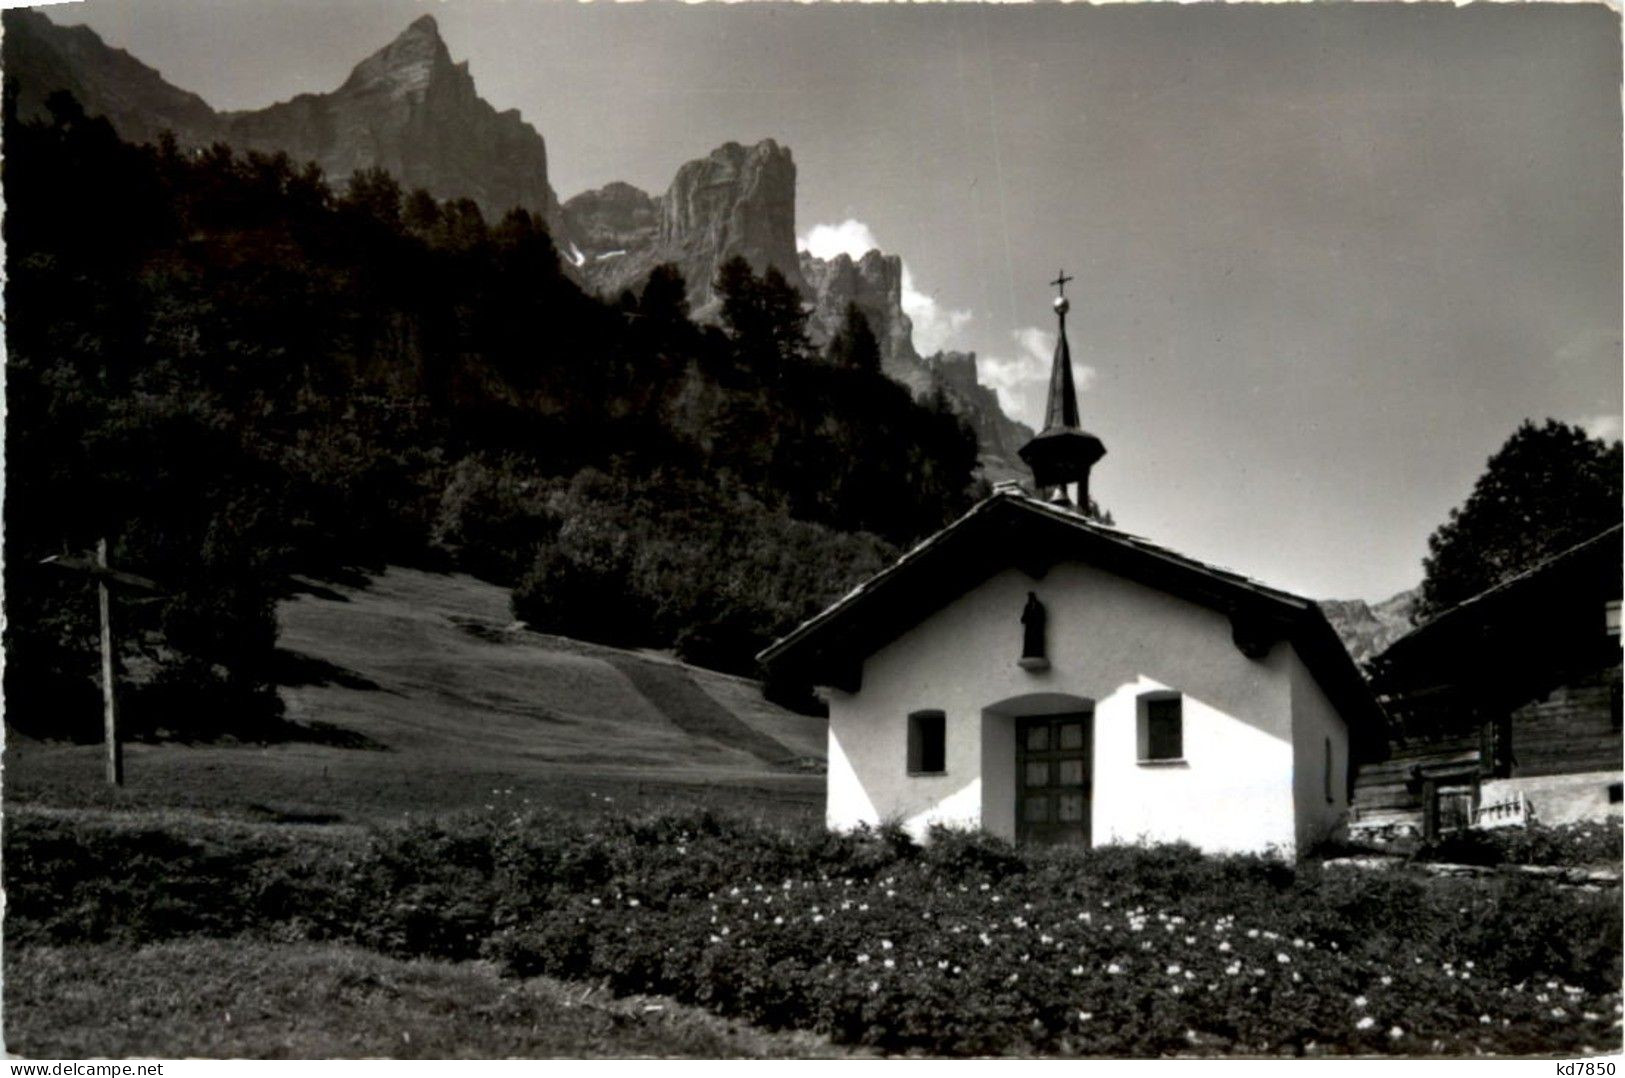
3,90,984,741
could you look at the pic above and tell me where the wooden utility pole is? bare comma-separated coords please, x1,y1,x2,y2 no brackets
96,538,123,786
41,540,160,787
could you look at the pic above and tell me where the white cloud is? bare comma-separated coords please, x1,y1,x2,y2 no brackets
901,266,973,356
1579,413,1623,441
797,219,881,261
797,218,973,355
978,326,1096,430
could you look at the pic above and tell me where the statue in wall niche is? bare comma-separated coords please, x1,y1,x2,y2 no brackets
1020,592,1050,670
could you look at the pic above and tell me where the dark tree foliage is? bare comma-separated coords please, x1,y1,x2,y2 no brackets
4,91,983,738
825,302,882,374
1415,419,1623,623
716,256,812,373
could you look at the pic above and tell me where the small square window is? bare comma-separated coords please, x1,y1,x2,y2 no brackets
1138,695,1183,762
1609,782,1622,805
908,710,946,775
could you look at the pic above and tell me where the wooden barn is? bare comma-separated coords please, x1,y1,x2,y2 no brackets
1351,524,1623,838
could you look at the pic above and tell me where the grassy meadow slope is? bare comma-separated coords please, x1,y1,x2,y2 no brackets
6,940,862,1059
3,567,825,824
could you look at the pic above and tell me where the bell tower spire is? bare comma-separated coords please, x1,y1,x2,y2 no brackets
1018,270,1106,509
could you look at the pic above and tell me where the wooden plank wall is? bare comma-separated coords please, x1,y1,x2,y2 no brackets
1352,739,1479,818
1508,663,1622,778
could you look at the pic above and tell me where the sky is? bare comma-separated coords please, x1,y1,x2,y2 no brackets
30,0,1624,602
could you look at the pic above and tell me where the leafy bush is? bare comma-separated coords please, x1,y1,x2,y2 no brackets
1415,819,1623,868
511,471,894,671
6,808,1620,1057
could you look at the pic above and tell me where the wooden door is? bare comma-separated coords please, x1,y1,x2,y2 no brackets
1017,712,1093,847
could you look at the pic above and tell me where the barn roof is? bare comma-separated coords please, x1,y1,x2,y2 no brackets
757,488,1387,753
1377,523,1622,669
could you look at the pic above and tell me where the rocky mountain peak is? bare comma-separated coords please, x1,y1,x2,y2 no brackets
661,139,801,305
2,8,224,147
565,138,801,314
800,248,916,380
339,13,460,102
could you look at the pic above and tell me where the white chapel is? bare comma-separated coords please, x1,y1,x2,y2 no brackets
758,280,1385,857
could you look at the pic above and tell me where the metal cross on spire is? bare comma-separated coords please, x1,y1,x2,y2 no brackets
1050,270,1074,298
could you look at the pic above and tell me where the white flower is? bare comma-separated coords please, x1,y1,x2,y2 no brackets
1354,996,1367,1008
1218,941,1231,953
1276,953,1291,965
856,954,870,964
883,958,895,969
1381,975,1393,986
881,940,894,950
627,899,640,908
1071,966,1085,976
1078,1011,1094,1022
1166,964,1182,975
590,898,602,907
1107,963,1124,975
1479,1015,1493,1025
1551,1008,1567,1019
1247,929,1260,939
1356,1016,1376,1031
1225,963,1241,976
1388,1027,1404,1040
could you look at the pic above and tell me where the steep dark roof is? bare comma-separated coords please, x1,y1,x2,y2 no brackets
758,489,1387,755
1377,523,1623,668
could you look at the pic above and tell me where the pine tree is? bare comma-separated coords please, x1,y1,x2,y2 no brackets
825,302,882,374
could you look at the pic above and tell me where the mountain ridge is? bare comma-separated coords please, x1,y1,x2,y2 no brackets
5,9,1033,482
1319,587,1420,668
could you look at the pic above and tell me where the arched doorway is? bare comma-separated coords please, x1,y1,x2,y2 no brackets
984,693,1095,847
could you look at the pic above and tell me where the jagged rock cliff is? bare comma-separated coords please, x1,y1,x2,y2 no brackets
922,351,1035,482
562,138,1036,481
4,12,573,243
6,8,1034,482
1320,588,1421,668
800,250,920,385
225,16,570,241
564,140,803,318
3,9,223,146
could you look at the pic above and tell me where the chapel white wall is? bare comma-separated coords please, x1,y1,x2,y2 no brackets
823,561,1304,855
1286,649,1352,853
